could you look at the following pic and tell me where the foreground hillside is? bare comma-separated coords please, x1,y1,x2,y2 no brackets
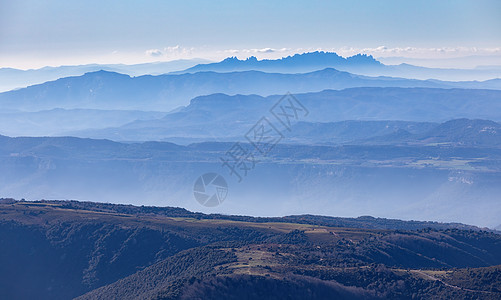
0,199,500,299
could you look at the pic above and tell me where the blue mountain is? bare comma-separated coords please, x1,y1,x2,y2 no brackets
0,59,209,92
177,51,382,74
1,68,500,112
68,88,501,143
176,52,501,81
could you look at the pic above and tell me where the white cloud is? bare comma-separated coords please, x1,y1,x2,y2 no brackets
334,46,501,59
163,45,195,55
219,48,293,60
224,47,290,55
143,46,197,60
145,49,163,57
165,45,180,52
249,48,276,53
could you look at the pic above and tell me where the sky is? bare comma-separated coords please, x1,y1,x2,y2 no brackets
1,0,500,69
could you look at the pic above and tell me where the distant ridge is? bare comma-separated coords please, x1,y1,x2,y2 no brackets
0,58,210,92
2,199,489,231
175,51,501,81
177,51,383,74
2,68,501,112
68,89,501,142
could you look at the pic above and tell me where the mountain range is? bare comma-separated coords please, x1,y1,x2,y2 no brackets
176,52,383,74
2,68,501,112
1,125,500,228
5,51,501,94
65,88,501,142
0,59,209,92
1,63,501,229
179,52,501,81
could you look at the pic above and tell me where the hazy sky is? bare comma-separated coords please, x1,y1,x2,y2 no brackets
1,0,500,68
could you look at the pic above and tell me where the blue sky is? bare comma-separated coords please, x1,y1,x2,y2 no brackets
1,0,500,68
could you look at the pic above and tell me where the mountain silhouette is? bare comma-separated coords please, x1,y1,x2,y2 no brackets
2,69,501,112
177,51,382,74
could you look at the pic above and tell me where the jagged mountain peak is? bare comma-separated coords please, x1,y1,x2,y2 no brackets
182,51,383,74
